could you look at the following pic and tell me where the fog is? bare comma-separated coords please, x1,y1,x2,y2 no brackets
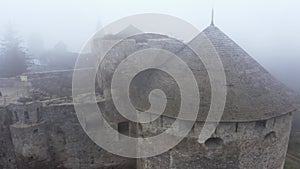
0,0,300,92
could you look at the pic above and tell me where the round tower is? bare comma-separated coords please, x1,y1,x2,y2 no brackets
9,102,52,169
139,25,300,169
97,24,300,168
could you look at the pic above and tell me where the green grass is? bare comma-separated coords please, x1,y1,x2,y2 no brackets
284,157,300,169
287,133,300,159
285,132,300,169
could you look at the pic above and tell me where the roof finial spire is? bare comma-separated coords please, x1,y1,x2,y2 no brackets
211,8,215,26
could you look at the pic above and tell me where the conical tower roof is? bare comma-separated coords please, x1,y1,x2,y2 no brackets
191,25,300,121
98,24,300,122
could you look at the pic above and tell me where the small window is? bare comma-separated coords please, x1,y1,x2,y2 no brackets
118,122,129,136
90,156,94,164
255,120,267,128
36,108,41,121
24,111,29,120
205,137,224,149
235,123,239,132
14,111,19,122
264,131,276,143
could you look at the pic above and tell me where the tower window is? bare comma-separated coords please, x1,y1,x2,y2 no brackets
33,129,38,134
14,111,19,122
205,137,224,149
37,108,41,121
264,131,277,143
24,111,29,120
118,122,129,136
255,120,267,128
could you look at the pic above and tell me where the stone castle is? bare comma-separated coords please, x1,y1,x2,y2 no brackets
0,20,299,169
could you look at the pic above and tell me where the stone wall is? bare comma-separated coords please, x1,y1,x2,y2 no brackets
0,107,17,169
27,71,73,97
0,102,136,169
138,113,293,169
0,78,25,88
10,122,51,169
42,104,135,169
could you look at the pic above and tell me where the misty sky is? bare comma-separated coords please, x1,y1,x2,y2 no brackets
0,0,300,91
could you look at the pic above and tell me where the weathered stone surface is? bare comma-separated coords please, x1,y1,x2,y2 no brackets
26,70,73,97
138,113,293,169
0,107,17,169
97,25,298,169
0,102,136,169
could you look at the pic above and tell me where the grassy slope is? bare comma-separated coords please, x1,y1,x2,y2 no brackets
285,133,300,168
285,112,300,169
285,157,299,169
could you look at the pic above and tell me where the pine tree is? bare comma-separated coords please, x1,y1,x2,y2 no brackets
0,26,28,78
